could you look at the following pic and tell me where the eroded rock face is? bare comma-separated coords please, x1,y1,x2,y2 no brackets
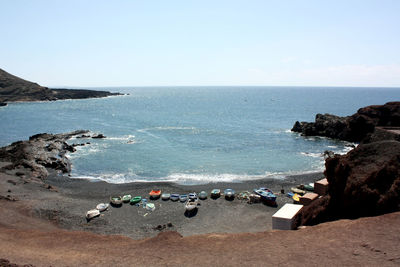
0,130,89,180
301,140,400,225
292,102,400,142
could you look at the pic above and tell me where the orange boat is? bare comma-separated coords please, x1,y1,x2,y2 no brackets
149,189,161,199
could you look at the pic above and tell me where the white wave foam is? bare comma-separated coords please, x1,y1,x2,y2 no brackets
300,152,323,158
106,134,137,143
70,169,324,185
66,143,105,159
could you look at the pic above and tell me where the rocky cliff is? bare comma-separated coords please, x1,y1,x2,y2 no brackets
297,102,400,226
292,102,400,142
301,139,400,225
0,68,121,103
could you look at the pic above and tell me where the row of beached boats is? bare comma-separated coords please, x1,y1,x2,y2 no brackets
86,187,278,219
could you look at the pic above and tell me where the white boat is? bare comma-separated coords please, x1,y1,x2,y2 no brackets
170,193,179,201
122,194,132,203
161,193,171,200
86,209,100,220
179,194,188,202
96,203,109,212
185,198,198,211
199,191,207,200
110,196,123,205
189,192,197,200
146,203,156,212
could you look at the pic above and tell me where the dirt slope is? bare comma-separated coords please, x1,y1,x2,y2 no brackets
1,199,399,267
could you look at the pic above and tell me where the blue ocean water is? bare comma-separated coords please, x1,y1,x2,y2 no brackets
1,86,399,184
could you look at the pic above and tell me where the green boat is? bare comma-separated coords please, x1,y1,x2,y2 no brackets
130,196,142,204
304,184,314,191
122,194,132,202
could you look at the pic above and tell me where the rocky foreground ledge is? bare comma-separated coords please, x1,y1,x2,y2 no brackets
293,102,400,226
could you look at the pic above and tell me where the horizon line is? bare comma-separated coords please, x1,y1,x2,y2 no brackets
49,84,400,89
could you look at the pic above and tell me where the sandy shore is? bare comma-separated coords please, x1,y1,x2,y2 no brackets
1,169,321,240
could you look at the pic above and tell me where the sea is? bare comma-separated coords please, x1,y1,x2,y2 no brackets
1,86,399,185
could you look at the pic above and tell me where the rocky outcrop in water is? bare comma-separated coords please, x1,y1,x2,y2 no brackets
292,102,400,142
0,130,89,180
0,68,122,103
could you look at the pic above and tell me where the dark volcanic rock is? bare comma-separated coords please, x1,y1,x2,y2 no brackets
0,68,122,103
0,130,89,180
92,134,106,139
292,114,348,139
51,88,121,100
292,102,400,142
301,140,400,225
0,68,56,102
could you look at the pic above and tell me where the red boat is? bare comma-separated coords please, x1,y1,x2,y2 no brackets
149,189,161,199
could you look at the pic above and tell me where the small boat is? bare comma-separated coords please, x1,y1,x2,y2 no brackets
254,188,277,202
224,189,235,199
291,187,306,195
287,192,294,198
188,192,197,200
86,209,100,220
211,189,221,198
110,196,123,205
130,196,142,204
122,194,132,202
185,198,198,211
146,203,155,211
149,190,161,199
304,184,314,191
292,193,301,202
96,203,109,212
249,193,261,203
179,194,188,202
161,193,171,200
170,193,179,201
198,191,207,200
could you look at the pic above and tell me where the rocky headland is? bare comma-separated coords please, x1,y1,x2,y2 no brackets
0,68,122,103
293,102,400,226
292,101,400,142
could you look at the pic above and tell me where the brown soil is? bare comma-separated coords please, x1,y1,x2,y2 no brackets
1,198,399,266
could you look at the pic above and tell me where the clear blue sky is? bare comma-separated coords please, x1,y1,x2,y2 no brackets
1,0,399,87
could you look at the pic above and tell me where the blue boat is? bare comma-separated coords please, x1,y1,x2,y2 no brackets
254,188,277,202
179,194,188,202
170,193,179,201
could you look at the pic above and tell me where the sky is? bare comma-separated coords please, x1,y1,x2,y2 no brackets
1,0,400,87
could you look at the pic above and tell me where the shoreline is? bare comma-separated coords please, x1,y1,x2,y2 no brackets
66,169,325,186
47,171,322,239
2,167,322,240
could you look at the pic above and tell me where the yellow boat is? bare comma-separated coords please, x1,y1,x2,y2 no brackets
292,193,300,202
